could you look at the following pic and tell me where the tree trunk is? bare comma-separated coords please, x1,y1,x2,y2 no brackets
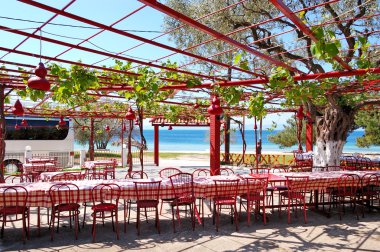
313,105,355,168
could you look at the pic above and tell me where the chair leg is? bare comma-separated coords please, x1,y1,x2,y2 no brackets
115,210,120,240
82,204,87,228
137,208,140,236
50,212,55,241
92,213,96,242
156,207,160,234
171,205,176,233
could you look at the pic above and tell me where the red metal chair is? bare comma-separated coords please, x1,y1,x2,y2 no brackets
91,183,121,242
358,173,380,217
49,183,80,241
50,173,67,182
220,167,234,175
327,174,360,220
89,163,107,180
103,163,116,179
239,177,268,226
279,176,309,224
123,171,149,233
133,180,161,235
192,168,211,225
127,170,148,179
212,179,239,232
192,168,210,177
158,167,181,214
4,174,31,183
0,186,30,243
169,172,198,232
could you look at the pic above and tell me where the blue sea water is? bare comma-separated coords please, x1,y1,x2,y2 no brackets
74,129,380,154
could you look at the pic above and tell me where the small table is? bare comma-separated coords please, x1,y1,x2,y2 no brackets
39,171,83,182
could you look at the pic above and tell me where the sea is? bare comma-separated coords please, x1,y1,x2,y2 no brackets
74,129,380,154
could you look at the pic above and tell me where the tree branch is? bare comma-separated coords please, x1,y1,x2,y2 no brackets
353,98,380,112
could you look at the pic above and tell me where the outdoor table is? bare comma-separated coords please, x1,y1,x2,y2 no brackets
23,163,56,174
39,171,83,182
83,160,115,169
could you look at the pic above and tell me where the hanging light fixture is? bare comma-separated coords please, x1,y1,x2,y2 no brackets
207,96,223,115
58,116,66,126
125,107,136,120
21,119,28,127
14,124,20,130
27,30,50,91
105,125,110,132
168,125,173,130
193,103,199,109
12,99,24,116
134,119,139,125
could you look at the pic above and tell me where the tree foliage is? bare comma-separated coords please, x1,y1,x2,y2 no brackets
354,110,380,147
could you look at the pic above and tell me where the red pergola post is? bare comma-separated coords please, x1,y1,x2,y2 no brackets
210,114,221,176
154,125,159,166
306,111,313,152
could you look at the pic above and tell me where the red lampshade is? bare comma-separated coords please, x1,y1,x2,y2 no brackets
105,125,110,131
21,119,28,127
125,107,136,120
12,99,24,116
134,119,139,125
168,125,173,130
207,96,223,115
14,124,20,130
27,62,50,91
297,106,304,119
193,103,199,109
58,116,66,126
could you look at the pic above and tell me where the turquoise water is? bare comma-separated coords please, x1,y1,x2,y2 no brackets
74,129,380,154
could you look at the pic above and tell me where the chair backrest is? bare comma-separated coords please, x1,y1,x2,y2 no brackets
250,167,270,174
50,173,67,181
49,183,79,206
159,167,181,178
338,174,360,195
126,170,149,179
285,176,309,195
134,181,161,201
0,186,28,210
4,175,30,183
245,177,268,199
213,179,239,199
360,173,379,188
64,172,84,181
192,168,210,177
91,183,121,205
169,173,194,201
220,167,234,175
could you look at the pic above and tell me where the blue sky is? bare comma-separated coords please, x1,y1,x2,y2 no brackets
1,0,292,130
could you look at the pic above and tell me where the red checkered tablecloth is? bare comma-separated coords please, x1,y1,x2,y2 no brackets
1,171,378,208
84,160,115,169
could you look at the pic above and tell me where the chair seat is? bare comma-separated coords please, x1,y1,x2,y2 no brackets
267,185,288,191
92,203,117,212
329,189,357,197
171,197,194,206
55,203,80,212
214,196,235,205
280,191,304,199
240,193,264,201
0,206,28,215
137,200,159,208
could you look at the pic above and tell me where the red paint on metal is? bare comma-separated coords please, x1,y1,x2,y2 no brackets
306,111,313,152
154,125,159,166
209,112,221,176
139,0,301,74
269,0,351,70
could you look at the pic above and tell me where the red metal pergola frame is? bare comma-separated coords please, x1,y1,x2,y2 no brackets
1,0,379,175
